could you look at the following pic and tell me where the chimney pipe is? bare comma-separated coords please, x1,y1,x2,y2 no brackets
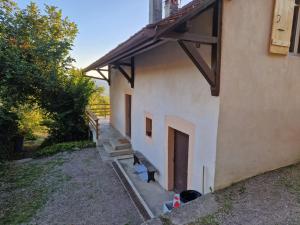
149,0,162,24
164,0,179,17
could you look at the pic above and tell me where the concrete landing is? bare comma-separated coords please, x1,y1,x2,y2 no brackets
117,157,174,217
109,138,131,150
97,119,124,144
96,119,133,157
103,142,133,157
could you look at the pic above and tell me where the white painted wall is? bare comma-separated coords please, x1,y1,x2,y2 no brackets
110,9,220,193
110,68,133,137
215,0,300,190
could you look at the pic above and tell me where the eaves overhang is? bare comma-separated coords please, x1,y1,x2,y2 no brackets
83,0,216,72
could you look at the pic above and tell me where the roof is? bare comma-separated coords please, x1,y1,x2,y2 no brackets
84,0,216,72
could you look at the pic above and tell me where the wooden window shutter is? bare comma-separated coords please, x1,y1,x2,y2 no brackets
270,0,295,55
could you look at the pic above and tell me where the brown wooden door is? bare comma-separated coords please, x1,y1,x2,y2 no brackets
125,95,131,138
174,130,189,193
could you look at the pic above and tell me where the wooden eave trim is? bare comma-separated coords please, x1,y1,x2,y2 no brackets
84,30,155,72
84,0,216,72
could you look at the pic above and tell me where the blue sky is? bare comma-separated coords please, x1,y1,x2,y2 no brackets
17,0,192,69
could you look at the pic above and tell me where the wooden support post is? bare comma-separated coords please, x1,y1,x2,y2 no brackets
108,65,112,86
96,119,99,140
211,0,222,96
131,57,135,88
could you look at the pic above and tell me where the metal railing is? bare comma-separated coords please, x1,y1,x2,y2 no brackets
86,109,99,140
88,104,110,118
86,104,110,140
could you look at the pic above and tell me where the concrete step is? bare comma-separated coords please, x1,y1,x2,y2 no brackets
109,138,132,150
103,143,133,157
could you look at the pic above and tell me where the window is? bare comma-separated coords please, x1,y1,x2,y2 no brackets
145,117,152,138
290,0,300,54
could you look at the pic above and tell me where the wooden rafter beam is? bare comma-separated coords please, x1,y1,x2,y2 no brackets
178,40,215,87
162,32,218,45
84,75,106,81
116,57,135,88
96,68,109,72
95,68,110,85
118,63,132,67
177,0,222,97
117,65,131,82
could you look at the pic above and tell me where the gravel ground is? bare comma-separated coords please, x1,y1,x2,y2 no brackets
29,148,143,225
144,163,300,225
212,164,300,225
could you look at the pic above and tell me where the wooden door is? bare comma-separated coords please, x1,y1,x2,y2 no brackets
125,94,131,138
174,130,189,193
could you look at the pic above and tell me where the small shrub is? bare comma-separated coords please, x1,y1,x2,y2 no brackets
34,141,96,158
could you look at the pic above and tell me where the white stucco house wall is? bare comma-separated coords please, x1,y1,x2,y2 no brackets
85,0,300,194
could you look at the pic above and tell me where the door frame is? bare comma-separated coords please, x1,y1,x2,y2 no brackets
173,128,190,193
165,115,196,191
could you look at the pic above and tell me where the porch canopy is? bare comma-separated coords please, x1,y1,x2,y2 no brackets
84,0,222,96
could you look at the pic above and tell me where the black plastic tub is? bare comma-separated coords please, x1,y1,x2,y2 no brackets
180,190,202,203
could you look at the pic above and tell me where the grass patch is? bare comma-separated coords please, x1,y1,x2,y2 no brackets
0,158,69,225
189,189,235,225
219,195,233,215
198,215,219,225
34,140,96,158
159,215,172,225
278,164,300,201
191,214,219,225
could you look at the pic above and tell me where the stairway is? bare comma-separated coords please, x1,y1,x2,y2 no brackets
103,138,133,157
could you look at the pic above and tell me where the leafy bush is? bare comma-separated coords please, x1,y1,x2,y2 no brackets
34,141,96,158
40,69,94,147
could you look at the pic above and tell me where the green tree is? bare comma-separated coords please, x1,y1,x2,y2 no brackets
0,0,94,158
89,86,109,105
88,86,110,117
0,0,77,106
